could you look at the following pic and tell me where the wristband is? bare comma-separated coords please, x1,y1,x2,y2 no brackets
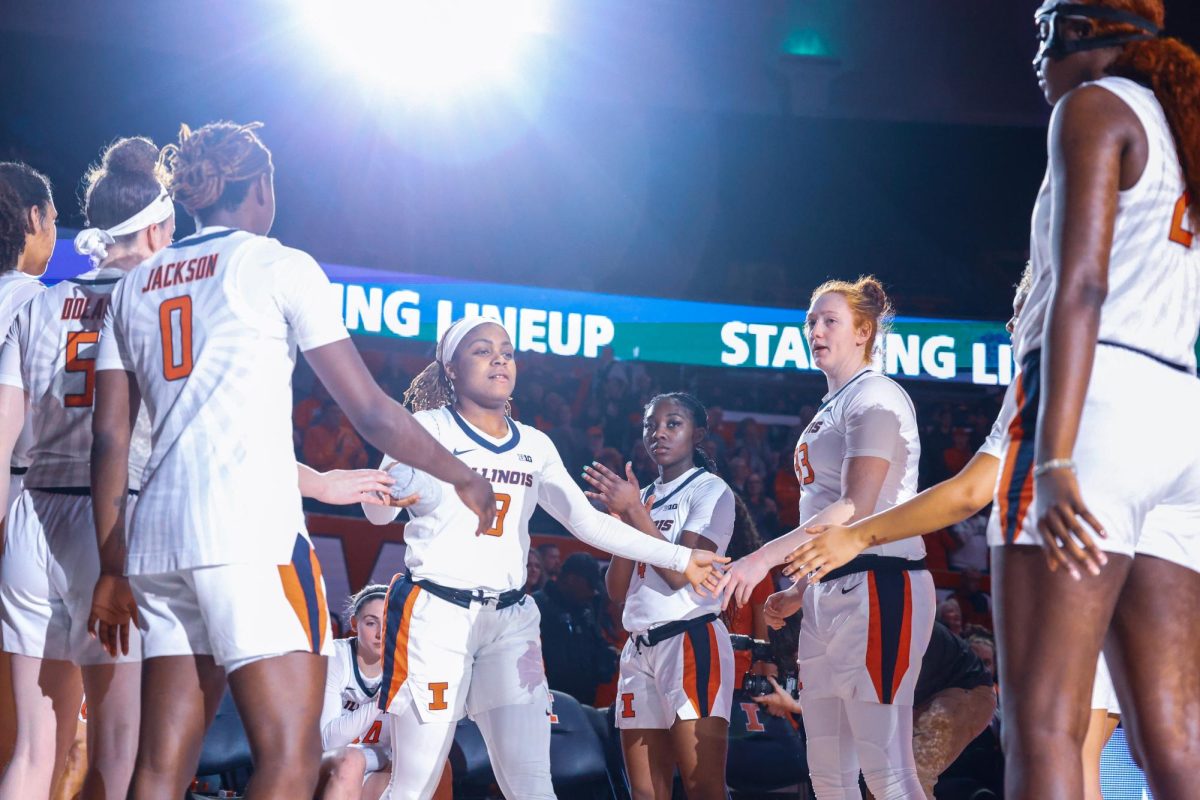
1033,458,1076,477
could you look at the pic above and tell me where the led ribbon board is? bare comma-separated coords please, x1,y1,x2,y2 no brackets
47,246,1017,385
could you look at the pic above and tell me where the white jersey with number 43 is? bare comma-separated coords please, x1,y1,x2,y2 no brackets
794,367,923,560
97,227,350,576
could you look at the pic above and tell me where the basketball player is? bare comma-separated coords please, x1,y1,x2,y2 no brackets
781,266,1124,800
317,584,391,800
0,139,167,800
992,3,1200,796
718,277,934,800
86,121,494,800
0,161,53,778
583,392,735,800
364,316,729,800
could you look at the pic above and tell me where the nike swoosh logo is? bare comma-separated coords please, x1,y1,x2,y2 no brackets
452,448,476,456
841,582,863,594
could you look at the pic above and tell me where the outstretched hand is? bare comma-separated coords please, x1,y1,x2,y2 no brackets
583,462,645,519
783,523,866,585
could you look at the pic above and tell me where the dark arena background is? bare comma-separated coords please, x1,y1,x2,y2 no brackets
3,1,1199,798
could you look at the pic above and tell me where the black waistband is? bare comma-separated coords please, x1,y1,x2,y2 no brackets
1025,342,1193,376
9,467,26,476
1096,340,1193,375
820,555,926,583
413,578,525,610
28,487,140,497
637,613,717,648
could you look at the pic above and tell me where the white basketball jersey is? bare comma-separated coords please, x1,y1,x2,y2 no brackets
794,368,923,559
393,407,568,593
0,269,151,489
97,227,349,574
323,637,388,749
367,406,691,593
621,468,735,632
0,271,44,471
1014,76,1200,370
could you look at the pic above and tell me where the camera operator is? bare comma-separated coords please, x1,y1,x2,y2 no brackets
534,553,619,705
910,621,996,799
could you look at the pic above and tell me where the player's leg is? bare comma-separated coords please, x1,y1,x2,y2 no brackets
843,698,922,800
50,716,86,800
1105,553,1200,799
620,728,676,800
992,545,1129,800
79,662,140,800
382,702,457,800
462,601,555,799
1081,708,1118,800
0,655,81,799
669,717,729,800
128,654,225,800
229,653,327,798
474,701,556,799
316,746,368,800
802,696,862,800
664,619,734,800
362,766,394,800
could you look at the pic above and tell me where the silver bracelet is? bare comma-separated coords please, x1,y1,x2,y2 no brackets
1033,458,1076,477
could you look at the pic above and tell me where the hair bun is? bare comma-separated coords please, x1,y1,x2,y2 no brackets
100,137,160,177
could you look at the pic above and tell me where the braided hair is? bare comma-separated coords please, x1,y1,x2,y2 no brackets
403,359,454,413
643,392,718,473
159,121,273,219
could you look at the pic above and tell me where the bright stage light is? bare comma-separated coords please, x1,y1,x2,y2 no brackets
300,0,551,102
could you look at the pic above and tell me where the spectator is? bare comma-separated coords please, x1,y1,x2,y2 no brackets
537,543,562,582
533,554,618,705
937,598,964,638
524,548,546,594
941,426,974,479
922,528,959,573
726,456,751,495
951,569,993,631
547,402,587,477
968,636,996,680
585,425,606,460
302,406,368,472
772,457,801,534
948,508,990,573
743,472,779,539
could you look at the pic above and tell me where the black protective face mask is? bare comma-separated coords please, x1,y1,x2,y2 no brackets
1034,2,1161,66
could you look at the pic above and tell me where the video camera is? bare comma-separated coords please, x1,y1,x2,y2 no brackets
729,634,798,699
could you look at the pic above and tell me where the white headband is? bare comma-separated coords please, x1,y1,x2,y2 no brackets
437,315,505,364
74,190,174,266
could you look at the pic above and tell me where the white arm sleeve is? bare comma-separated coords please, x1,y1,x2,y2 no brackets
319,650,382,750
536,440,690,571
362,454,402,526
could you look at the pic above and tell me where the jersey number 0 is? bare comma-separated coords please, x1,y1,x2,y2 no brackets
158,296,194,381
